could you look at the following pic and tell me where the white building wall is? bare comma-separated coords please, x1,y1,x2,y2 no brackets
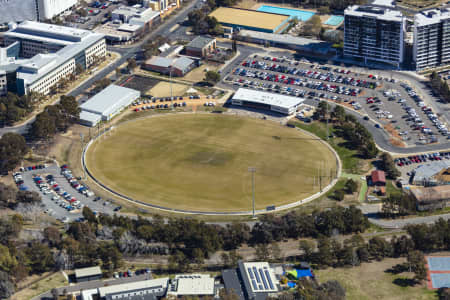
0,73,7,97
85,39,106,67
37,0,78,20
28,58,75,95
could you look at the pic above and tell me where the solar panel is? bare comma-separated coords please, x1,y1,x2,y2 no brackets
251,280,258,290
248,268,254,279
259,284,263,290
259,269,268,289
265,270,274,289
253,267,261,283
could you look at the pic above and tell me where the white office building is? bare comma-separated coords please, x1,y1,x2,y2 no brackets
231,88,304,115
0,0,77,24
344,1,405,68
414,8,450,71
1,21,106,95
167,274,215,297
79,84,140,126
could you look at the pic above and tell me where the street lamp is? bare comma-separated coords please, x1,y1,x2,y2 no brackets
248,167,256,218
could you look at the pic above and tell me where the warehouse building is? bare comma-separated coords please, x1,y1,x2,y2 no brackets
75,266,102,283
1,21,106,96
185,36,216,57
413,8,450,71
237,30,334,55
410,185,450,211
209,7,290,33
231,88,304,115
344,0,405,68
79,85,140,126
412,161,450,186
143,56,195,76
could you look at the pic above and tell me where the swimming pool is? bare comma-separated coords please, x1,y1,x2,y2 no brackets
257,5,315,22
324,15,344,26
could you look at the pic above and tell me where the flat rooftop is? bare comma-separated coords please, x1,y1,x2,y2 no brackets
170,274,215,295
345,5,404,22
209,7,289,31
415,8,450,26
75,266,102,278
98,278,168,297
233,88,303,109
80,84,140,115
240,262,278,293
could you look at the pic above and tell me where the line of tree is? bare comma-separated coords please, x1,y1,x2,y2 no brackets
314,101,378,159
430,72,450,104
0,92,42,127
382,193,416,218
29,95,80,140
0,133,28,175
379,152,400,180
0,183,41,209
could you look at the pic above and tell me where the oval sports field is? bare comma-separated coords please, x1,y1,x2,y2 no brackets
84,114,338,213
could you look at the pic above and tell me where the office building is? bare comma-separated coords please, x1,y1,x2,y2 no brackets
231,88,304,115
0,0,77,24
185,36,216,57
0,21,106,95
79,84,140,126
167,274,215,297
344,1,405,68
413,8,450,71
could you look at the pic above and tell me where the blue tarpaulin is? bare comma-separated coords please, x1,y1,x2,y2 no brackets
287,281,297,288
297,269,313,278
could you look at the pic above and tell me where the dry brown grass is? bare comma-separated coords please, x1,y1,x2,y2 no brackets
148,81,189,97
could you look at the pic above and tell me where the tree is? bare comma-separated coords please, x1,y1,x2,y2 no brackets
334,189,345,201
255,244,270,261
299,240,315,261
0,245,17,272
301,15,322,37
127,58,137,71
25,242,55,273
204,70,221,84
51,288,59,300
0,271,14,299
0,133,28,174
407,250,427,282
44,226,62,248
380,152,401,179
345,179,358,194
82,206,97,223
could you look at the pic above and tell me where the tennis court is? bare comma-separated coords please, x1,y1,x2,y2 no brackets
430,273,450,289
427,257,450,271
257,5,315,22
324,15,344,26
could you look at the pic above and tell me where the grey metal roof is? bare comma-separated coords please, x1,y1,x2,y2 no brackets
238,29,331,48
413,161,450,182
222,269,245,300
75,266,102,278
80,84,140,116
186,36,215,50
0,0,38,24
233,88,303,109
146,56,172,68
80,110,102,125
172,57,194,71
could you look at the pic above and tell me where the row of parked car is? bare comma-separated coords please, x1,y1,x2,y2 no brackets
242,56,378,89
32,174,82,211
113,268,151,279
133,102,187,111
395,152,450,167
61,165,94,197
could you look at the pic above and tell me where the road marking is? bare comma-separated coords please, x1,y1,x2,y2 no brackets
169,24,179,32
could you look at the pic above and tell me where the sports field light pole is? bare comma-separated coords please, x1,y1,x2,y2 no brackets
248,167,256,218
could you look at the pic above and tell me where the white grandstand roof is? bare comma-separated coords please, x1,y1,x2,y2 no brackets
233,88,303,109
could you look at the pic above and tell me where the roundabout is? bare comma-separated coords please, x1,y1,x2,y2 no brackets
83,113,340,214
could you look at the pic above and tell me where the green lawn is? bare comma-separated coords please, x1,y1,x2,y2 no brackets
293,121,362,173
316,258,436,300
86,114,337,212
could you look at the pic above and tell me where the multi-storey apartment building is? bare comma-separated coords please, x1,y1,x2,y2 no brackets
344,1,405,68
414,8,450,71
0,0,77,24
0,21,106,96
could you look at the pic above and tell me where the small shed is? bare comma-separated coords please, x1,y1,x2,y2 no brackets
371,170,386,186
75,266,102,282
